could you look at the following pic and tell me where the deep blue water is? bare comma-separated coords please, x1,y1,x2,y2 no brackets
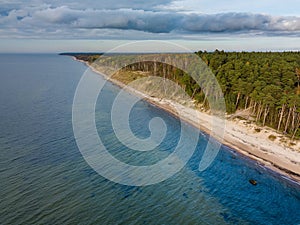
0,54,299,224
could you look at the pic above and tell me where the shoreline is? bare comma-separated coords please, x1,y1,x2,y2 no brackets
75,57,300,184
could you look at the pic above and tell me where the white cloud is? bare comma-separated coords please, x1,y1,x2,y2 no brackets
0,3,300,39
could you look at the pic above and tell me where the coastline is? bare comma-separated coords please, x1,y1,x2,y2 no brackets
76,58,300,184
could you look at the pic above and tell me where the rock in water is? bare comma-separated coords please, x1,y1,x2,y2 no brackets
249,179,257,185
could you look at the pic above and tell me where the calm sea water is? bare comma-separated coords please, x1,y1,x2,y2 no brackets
0,54,299,224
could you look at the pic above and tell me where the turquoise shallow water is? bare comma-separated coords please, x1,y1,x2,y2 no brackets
0,54,299,224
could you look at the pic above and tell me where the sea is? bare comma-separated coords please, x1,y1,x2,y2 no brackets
0,54,299,224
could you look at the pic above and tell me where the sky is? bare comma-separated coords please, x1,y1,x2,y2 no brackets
0,0,300,52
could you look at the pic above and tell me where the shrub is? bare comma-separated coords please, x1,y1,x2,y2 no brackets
268,135,276,141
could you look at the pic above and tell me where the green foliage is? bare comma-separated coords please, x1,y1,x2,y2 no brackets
196,50,300,138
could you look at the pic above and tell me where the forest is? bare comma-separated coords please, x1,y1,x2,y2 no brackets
196,50,300,139
67,51,300,139
197,51,300,139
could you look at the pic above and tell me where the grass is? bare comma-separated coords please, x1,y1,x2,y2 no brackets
268,135,277,141
254,128,261,133
112,70,149,84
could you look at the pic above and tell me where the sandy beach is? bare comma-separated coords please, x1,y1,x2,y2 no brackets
79,59,300,183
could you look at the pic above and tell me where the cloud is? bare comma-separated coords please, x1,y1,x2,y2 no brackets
30,7,181,33
181,13,300,32
0,0,175,12
0,5,300,39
